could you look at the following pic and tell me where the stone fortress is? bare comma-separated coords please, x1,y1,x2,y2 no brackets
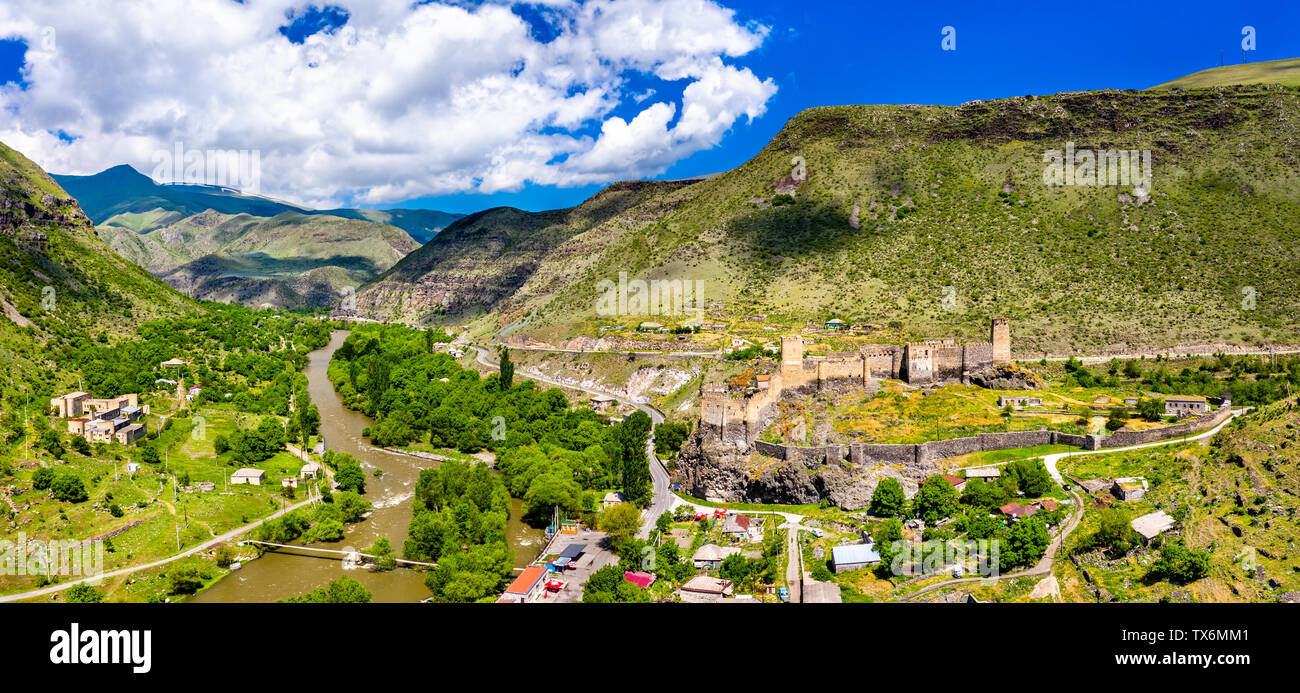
701,318,1011,442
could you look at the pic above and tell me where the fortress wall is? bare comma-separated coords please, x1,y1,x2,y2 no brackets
1100,404,1231,449
1052,432,1093,448
863,346,899,379
855,443,920,467
977,430,1055,450
964,342,994,371
818,357,866,385
918,436,982,463
753,440,787,459
932,344,965,380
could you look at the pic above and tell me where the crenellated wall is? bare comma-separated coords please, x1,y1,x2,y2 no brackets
701,319,1011,442
747,403,1233,468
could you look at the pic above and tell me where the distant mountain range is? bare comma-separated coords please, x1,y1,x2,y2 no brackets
51,165,462,308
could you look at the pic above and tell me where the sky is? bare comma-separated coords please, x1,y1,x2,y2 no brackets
1,0,1298,214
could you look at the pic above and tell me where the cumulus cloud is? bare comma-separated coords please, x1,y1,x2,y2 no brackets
0,0,776,207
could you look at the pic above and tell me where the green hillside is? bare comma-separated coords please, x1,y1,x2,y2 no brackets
1151,57,1300,90
0,141,198,399
356,84,1300,355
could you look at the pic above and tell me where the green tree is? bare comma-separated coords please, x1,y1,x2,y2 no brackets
598,502,643,545
1000,515,1050,571
1007,459,1053,497
498,347,514,390
65,583,104,603
32,466,55,490
869,477,905,517
1150,542,1211,584
615,411,653,506
913,476,958,524
1138,397,1165,422
283,576,373,603
50,473,88,503
872,518,904,577
367,537,397,572
655,510,673,535
335,459,366,494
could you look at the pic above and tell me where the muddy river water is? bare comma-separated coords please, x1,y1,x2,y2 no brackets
191,330,544,603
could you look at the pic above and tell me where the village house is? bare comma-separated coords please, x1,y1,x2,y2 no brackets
999,502,1038,520
601,491,626,509
965,467,1001,481
679,575,734,597
824,318,845,330
998,395,1043,409
721,514,763,543
1164,395,1210,418
590,394,616,412
300,461,323,479
281,477,299,489
830,543,881,573
1131,510,1176,543
942,474,967,493
638,321,664,332
500,565,548,603
692,544,743,569
231,468,266,486
1112,477,1148,501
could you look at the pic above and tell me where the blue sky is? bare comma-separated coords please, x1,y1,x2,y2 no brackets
2,0,1298,214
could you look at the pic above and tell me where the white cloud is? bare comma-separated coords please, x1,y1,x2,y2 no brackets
0,0,776,207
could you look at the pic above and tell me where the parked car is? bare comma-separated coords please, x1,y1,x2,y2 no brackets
778,587,790,603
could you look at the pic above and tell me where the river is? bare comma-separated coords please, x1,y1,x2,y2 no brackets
191,330,545,603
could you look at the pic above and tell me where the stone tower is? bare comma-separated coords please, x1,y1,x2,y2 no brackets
991,317,1011,366
781,335,804,376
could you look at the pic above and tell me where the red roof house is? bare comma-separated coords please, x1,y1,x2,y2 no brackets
623,571,657,589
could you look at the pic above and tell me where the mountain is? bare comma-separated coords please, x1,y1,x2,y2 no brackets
0,142,198,397
52,165,455,309
353,83,1300,355
1150,57,1300,90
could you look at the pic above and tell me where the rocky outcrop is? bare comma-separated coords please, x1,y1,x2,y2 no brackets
968,363,1044,390
672,426,928,510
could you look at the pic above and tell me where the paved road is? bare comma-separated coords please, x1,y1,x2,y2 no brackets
470,344,672,538
1038,407,1246,482
0,489,323,603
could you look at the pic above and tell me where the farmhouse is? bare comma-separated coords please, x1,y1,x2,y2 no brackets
590,394,616,412
1112,477,1148,501
830,543,881,572
942,474,967,493
1164,395,1210,419
601,491,626,508
692,544,743,569
966,467,1001,480
231,468,265,486
300,462,323,479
